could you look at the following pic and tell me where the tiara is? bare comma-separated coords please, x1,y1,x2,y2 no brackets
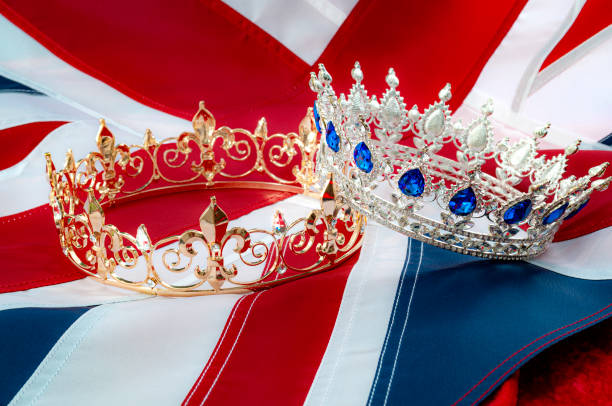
45,103,364,296
309,62,610,260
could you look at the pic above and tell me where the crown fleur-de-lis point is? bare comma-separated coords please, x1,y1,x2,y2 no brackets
254,117,268,139
192,100,216,145
143,129,157,149
199,196,229,244
64,149,76,171
320,174,339,219
96,118,116,163
84,189,105,234
135,224,152,252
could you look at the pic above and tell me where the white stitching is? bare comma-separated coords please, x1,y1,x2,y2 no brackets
318,227,379,404
200,291,263,405
367,239,412,405
183,294,248,405
382,242,424,406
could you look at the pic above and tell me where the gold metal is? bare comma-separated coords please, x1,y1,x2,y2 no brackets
45,103,364,296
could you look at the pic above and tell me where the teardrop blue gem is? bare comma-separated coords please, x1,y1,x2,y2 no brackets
542,202,568,225
503,199,532,225
564,199,589,220
313,101,321,134
398,169,425,197
353,142,373,173
325,121,340,152
448,187,477,216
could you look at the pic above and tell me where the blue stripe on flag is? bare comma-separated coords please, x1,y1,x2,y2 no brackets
0,307,91,405
0,75,42,95
367,243,612,405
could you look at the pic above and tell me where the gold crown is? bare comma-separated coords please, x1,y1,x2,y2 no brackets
45,103,364,296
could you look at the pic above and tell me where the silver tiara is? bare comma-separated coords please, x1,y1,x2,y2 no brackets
309,62,610,260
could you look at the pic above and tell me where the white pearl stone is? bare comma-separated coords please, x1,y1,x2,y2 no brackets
466,124,488,152
424,109,444,137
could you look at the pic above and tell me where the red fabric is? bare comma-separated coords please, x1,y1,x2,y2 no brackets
518,317,612,405
483,372,520,406
0,121,67,170
0,189,292,293
183,253,360,406
0,0,526,134
540,0,611,71
546,149,612,242
484,316,612,406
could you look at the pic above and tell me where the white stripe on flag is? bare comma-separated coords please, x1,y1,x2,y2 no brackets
455,0,612,148
529,225,612,280
304,224,409,406
221,0,358,65
0,92,89,131
8,296,241,406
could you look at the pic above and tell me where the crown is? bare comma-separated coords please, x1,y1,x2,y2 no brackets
45,103,364,296
309,62,610,260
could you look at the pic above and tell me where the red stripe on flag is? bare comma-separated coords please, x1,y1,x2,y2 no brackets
183,253,361,406
317,0,528,112
0,0,526,135
0,121,67,170
540,0,611,71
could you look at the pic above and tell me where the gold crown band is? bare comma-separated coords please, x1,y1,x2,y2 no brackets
46,103,365,296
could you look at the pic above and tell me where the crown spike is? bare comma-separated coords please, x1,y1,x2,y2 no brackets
534,123,550,139
589,162,609,178
254,117,268,139
84,190,104,234
438,83,452,102
351,61,363,83
64,149,76,171
199,196,229,243
565,139,581,156
143,129,157,149
385,68,399,89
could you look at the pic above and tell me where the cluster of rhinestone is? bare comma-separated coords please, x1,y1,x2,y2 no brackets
309,62,611,259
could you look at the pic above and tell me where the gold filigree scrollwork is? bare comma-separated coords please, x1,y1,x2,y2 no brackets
57,102,320,209
45,103,365,296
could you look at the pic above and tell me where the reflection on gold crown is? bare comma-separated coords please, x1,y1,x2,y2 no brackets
45,103,364,296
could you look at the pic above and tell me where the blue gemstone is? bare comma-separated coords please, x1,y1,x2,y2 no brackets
564,199,589,220
398,168,425,197
313,101,321,134
325,121,340,152
448,187,477,216
542,202,569,225
353,142,373,173
503,199,532,225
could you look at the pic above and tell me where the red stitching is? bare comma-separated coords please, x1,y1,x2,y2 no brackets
471,309,612,405
452,302,612,405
